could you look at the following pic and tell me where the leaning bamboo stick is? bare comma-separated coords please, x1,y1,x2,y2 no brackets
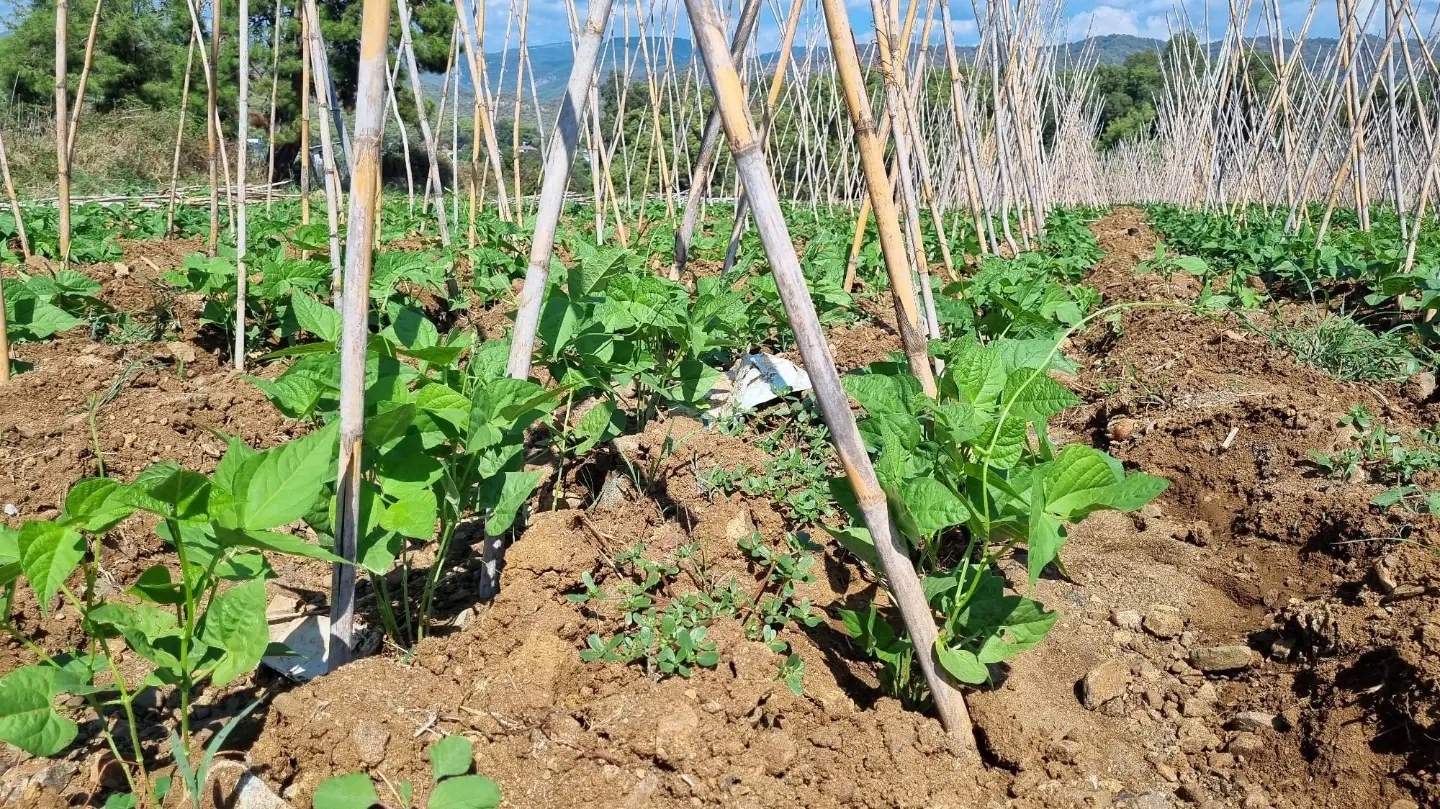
236,0,251,370
1,131,32,261
302,0,345,290
207,0,221,254
330,0,392,671
55,0,71,262
265,0,283,212
821,0,936,397
395,0,452,249
505,0,616,381
64,0,105,164
686,0,974,748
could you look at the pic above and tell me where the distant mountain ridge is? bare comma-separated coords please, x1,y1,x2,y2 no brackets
425,32,1430,104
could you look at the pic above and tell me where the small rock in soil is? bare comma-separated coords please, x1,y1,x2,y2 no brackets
350,720,390,766
1228,732,1265,755
1111,608,1144,631
1390,800,1421,809
1227,712,1277,733
1145,605,1186,639
1190,645,1255,673
1081,658,1131,709
1402,371,1437,404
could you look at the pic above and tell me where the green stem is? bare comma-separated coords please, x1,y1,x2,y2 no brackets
166,515,197,747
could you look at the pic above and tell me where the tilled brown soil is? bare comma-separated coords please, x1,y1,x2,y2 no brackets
4,212,1439,808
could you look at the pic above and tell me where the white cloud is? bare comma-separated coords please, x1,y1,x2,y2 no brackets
1066,5,1174,40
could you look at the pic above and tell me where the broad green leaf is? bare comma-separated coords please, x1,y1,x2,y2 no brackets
125,464,212,520
291,291,342,343
429,734,474,781
570,399,625,454
1099,472,1170,513
18,521,85,614
246,375,325,419
1002,372,1081,424
427,776,502,809
239,421,339,530
60,478,135,532
0,666,79,756
975,599,1058,663
843,373,909,415
899,476,970,536
128,565,185,605
935,644,990,685
1043,445,1118,517
484,470,542,535
213,527,346,563
664,359,721,406
198,578,269,686
949,345,1005,407
1026,511,1066,586
380,488,439,539
365,404,416,453
313,772,379,809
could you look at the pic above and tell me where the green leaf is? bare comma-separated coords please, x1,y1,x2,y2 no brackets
898,476,970,536
484,470,542,535
975,599,1058,664
427,776,502,809
570,399,625,454
129,565,185,605
1026,511,1066,586
380,487,438,540
0,665,79,756
843,373,909,415
198,579,269,686
664,359,721,406
429,735,474,781
949,345,1005,407
60,478,135,533
246,374,325,419
1043,445,1119,516
126,464,212,520
238,422,339,530
1002,372,1081,424
213,527,346,564
291,291,342,343
18,521,85,614
313,772,379,809
365,404,416,453
935,644,990,685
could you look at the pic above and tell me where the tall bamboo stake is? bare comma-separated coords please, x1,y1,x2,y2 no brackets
65,0,104,164
207,0,221,254
302,0,345,290
686,0,974,747
300,6,312,231
265,0,283,211
235,0,251,370
672,0,764,277
330,0,392,671
820,0,935,397
0,131,32,261
396,0,452,247
55,0,71,262
505,0,616,381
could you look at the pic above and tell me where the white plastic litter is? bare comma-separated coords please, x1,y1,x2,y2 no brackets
262,612,378,681
708,353,812,419
3,504,17,517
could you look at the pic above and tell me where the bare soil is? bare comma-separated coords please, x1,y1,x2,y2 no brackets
3,209,1439,808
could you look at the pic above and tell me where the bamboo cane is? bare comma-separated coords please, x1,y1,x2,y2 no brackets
55,0,71,263
672,0,765,278
300,6,312,233
330,0,392,671
207,0,220,254
821,0,936,397
396,0,452,248
384,57,415,214
505,0,616,381
1,131,32,262
302,0,344,291
686,0,974,747
236,0,251,371
64,0,104,165
265,0,283,212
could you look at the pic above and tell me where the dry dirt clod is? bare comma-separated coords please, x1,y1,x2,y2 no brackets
1111,608,1143,631
1226,712,1277,733
1227,732,1265,755
1144,604,1186,639
1189,645,1255,673
1081,658,1131,709
1402,371,1437,404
